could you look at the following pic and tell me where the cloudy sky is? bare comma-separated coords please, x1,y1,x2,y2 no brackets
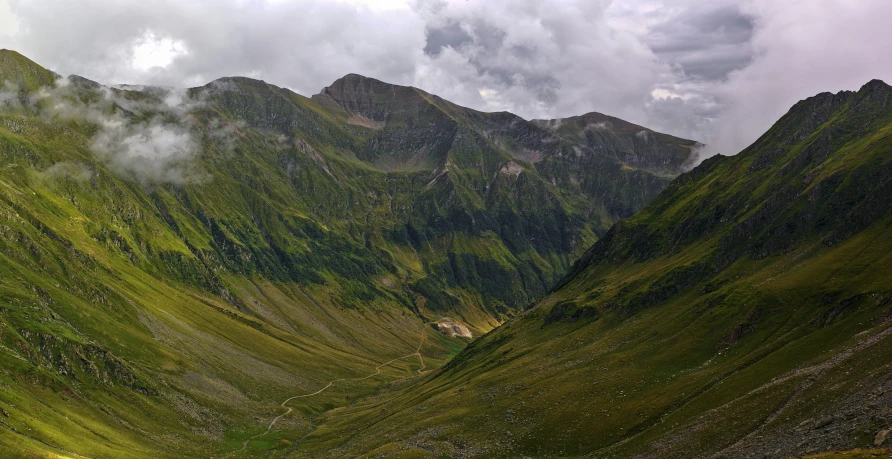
1,0,890,159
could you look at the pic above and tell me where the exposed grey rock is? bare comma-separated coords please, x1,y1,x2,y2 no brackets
875,428,890,447
814,415,835,429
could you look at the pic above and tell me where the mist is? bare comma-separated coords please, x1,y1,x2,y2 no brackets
0,76,211,184
36,161,94,182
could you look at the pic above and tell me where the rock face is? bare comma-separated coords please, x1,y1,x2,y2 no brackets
314,73,700,220
876,429,890,447
301,80,892,458
435,318,473,339
316,73,424,125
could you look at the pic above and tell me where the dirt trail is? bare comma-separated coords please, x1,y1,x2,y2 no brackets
234,324,428,454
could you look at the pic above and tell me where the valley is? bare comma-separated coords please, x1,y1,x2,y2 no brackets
1,47,890,458
287,79,892,458
0,49,698,458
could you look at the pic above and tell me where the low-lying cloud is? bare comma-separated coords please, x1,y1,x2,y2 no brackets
91,117,201,184
36,161,94,182
0,76,210,184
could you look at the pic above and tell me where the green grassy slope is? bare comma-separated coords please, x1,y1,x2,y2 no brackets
296,80,892,458
0,49,58,91
0,49,695,458
0,50,468,459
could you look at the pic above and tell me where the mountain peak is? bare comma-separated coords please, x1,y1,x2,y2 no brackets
861,78,890,91
854,78,892,108
0,49,59,91
534,111,658,136
325,73,412,91
741,78,891,159
317,73,423,120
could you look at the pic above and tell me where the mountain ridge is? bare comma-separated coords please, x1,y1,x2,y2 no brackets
0,49,60,91
314,71,701,177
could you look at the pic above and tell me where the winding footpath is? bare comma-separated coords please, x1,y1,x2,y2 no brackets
234,325,428,453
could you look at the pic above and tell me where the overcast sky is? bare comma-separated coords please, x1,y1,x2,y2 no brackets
1,0,890,160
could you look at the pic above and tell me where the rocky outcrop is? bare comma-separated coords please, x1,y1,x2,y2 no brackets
435,318,473,339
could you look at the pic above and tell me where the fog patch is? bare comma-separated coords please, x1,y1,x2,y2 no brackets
0,80,25,108
92,119,203,184
681,142,717,172
537,118,563,131
36,161,94,182
586,121,611,131
0,76,213,184
207,118,245,154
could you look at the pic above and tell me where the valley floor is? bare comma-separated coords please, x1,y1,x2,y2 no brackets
230,323,431,457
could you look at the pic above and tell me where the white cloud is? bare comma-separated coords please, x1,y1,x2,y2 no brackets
1,77,213,184
132,32,188,70
651,88,683,101
0,0,17,36
334,0,411,11
36,162,94,182
689,0,892,162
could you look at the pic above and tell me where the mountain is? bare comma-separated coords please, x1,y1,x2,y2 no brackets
532,111,698,176
0,49,58,91
292,80,892,457
0,49,696,458
316,73,700,215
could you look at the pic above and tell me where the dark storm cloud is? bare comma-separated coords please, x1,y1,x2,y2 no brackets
423,22,472,57
422,16,560,106
646,5,754,80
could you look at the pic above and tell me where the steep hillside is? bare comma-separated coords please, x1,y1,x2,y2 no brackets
0,49,58,91
0,49,694,458
296,80,892,458
317,73,699,215
532,111,698,177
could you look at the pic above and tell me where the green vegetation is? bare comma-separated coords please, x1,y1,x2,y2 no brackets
0,50,694,458
294,80,892,457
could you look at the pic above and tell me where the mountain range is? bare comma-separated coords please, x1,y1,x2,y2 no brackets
290,79,892,458
0,49,696,457
0,48,890,458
